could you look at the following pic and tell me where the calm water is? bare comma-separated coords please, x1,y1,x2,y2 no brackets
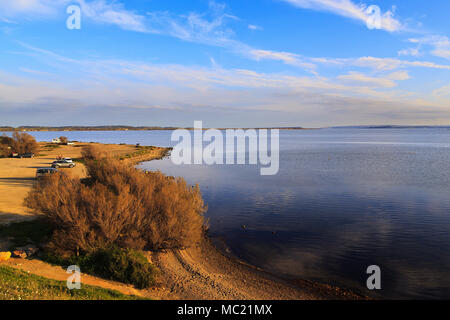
8,129,450,299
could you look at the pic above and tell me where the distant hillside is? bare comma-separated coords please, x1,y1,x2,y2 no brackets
0,126,307,131
331,125,450,129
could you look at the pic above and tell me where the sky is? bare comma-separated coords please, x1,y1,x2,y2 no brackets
0,0,449,128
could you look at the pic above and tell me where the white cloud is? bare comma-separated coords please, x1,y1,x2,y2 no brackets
409,36,450,60
387,71,410,81
248,24,262,31
398,48,421,57
249,49,316,70
0,0,65,16
282,0,403,32
78,0,147,32
432,85,450,100
306,55,450,71
352,56,450,71
0,0,148,32
337,71,409,88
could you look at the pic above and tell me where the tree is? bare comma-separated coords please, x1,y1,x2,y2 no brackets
11,132,39,155
0,134,14,158
0,134,13,146
0,144,9,158
59,136,69,144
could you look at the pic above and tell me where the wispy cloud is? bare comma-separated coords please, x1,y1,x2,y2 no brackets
408,36,450,60
315,56,450,71
282,0,403,32
337,71,410,88
78,0,147,32
0,0,147,32
398,47,421,57
0,0,318,72
248,24,262,31
250,50,316,71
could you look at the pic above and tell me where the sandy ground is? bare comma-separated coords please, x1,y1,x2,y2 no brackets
149,238,363,300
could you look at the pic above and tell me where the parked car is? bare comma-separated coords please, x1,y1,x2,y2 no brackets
20,153,35,158
63,158,73,163
52,160,76,168
36,168,58,179
10,152,19,158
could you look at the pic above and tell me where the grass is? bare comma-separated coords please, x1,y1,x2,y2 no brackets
0,219,52,249
0,265,145,300
42,144,61,150
72,157,86,165
118,146,157,160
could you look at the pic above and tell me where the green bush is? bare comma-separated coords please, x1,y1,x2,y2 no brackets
43,246,158,289
0,219,53,248
88,246,158,289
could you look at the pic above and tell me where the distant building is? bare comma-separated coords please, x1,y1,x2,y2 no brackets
52,138,61,144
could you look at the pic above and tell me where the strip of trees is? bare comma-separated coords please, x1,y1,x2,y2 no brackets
0,132,39,157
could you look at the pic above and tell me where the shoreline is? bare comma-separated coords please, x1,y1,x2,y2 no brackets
0,142,363,300
0,127,316,132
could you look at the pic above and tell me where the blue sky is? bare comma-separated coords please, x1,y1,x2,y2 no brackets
0,0,449,127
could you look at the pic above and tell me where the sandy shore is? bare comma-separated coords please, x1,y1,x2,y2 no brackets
0,142,362,300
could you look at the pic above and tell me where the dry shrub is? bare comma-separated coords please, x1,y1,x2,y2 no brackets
0,134,13,146
11,132,39,155
59,136,68,144
25,148,207,255
0,144,9,158
81,144,110,160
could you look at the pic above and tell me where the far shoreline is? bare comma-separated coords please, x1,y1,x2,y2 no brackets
2,125,450,133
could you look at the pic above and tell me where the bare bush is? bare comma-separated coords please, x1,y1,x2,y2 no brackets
81,144,110,160
11,132,39,155
25,149,207,255
59,136,68,144
0,134,13,146
0,144,9,158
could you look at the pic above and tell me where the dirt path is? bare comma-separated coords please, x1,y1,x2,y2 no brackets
2,257,152,298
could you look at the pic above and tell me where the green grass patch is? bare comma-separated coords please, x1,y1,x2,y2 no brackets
43,246,159,289
0,266,144,300
72,157,86,165
0,219,53,249
42,144,61,150
118,146,154,160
